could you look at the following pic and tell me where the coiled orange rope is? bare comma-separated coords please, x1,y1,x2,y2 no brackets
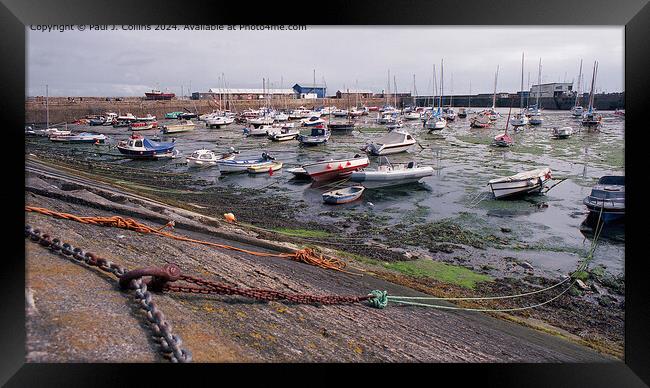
25,206,347,272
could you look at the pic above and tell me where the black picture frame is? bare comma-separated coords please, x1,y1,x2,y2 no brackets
3,0,649,386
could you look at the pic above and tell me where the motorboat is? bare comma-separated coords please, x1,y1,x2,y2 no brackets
301,116,326,127
322,186,365,205
443,107,457,121
117,113,137,121
89,116,107,126
178,112,198,120
298,125,330,146
457,108,467,118
274,112,289,122
102,113,118,126
49,132,107,143
27,127,72,137
332,109,349,117
162,120,196,134
350,157,434,188
165,112,185,119
244,124,273,136
377,112,398,125
362,130,416,156
328,121,356,131
206,116,235,128
136,114,157,122
248,116,275,126
217,152,275,173
267,127,300,141
488,167,552,199
186,148,238,167
301,154,370,182
583,176,625,223
287,167,311,179
116,134,176,159
551,126,573,139
248,161,283,174
571,106,585,117
129,121,158,131
289,108,312,120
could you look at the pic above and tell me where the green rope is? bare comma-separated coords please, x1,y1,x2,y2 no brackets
367,290,388,309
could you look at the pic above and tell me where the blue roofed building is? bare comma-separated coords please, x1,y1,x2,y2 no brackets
293,83,327,99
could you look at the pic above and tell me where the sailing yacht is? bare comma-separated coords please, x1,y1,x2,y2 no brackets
581,61,603,127
528,59,544,126
426,61,447,131
510,53,529,128
486,66,500,121
571,59,585,117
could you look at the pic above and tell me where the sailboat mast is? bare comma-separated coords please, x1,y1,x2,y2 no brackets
492,65,499,109
520,53,525,110
393,75,397,108
450,72,454,108
536,59,542,106
432,64,437,111
575,59,583,107
469,80,472,109
439,59,444,112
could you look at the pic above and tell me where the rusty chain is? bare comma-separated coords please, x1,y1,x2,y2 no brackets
25,225,192,363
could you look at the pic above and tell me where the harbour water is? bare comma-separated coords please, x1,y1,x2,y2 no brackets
26,108,625,278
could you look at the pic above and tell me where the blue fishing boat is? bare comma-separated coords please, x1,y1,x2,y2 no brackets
116,134,176,159
583,176,625,223
298,125,330,146
216,152,275,173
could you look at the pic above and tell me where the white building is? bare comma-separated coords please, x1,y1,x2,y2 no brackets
529,82,573,98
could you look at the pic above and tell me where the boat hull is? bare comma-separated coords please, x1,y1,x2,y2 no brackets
350,167,434,188
489,177,550,199
303,158,369,182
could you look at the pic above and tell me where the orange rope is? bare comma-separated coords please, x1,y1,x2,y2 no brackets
25,206,347,272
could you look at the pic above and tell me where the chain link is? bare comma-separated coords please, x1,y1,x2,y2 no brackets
25,225,192,363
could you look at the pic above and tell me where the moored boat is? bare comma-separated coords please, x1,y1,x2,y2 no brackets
248,161,283,174
350,157,434,188
244,124,273,137
116,134,176,159
217,152,275,173
362,130,416,156
583,175,624,223
49,132,107,143
206,115,235,128
298,125,330,146
267,127,300,141
322,186,365,204
129,121,158,131
165,111,185,119
488,167,552,199
162,120,196,134
186,148,238,167
551,126,573,139
302,155,370,182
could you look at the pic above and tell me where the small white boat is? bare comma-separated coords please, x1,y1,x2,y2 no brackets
510,112,528,127
386,120,404,130
488,167,552,199
244,124,273,136
287,167,311,179
186,148,238,167
117,113,137,121
273,112,289,122
28,128,72,137
136,114,157,122
426,115,447,131
248,116,275,126
217,152,275,173
322,186,365,204
350,157,434,188
267,127,300,142
528,112,544,125
298,126,330,146
302,155,370,182
206,116,235,128
301,116,326,126
248,161,283,174
570,106,584,117
551,126,573,139
404,111,421,120
49,132,107,143
162,120,196,134
363,130,416,156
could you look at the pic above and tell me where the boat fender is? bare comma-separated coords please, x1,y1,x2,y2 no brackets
223,213,236,223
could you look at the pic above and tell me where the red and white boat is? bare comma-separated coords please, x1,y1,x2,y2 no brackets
129,121,158,131
302,155,370,182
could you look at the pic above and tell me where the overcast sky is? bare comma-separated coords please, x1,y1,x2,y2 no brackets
27,26,623,97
